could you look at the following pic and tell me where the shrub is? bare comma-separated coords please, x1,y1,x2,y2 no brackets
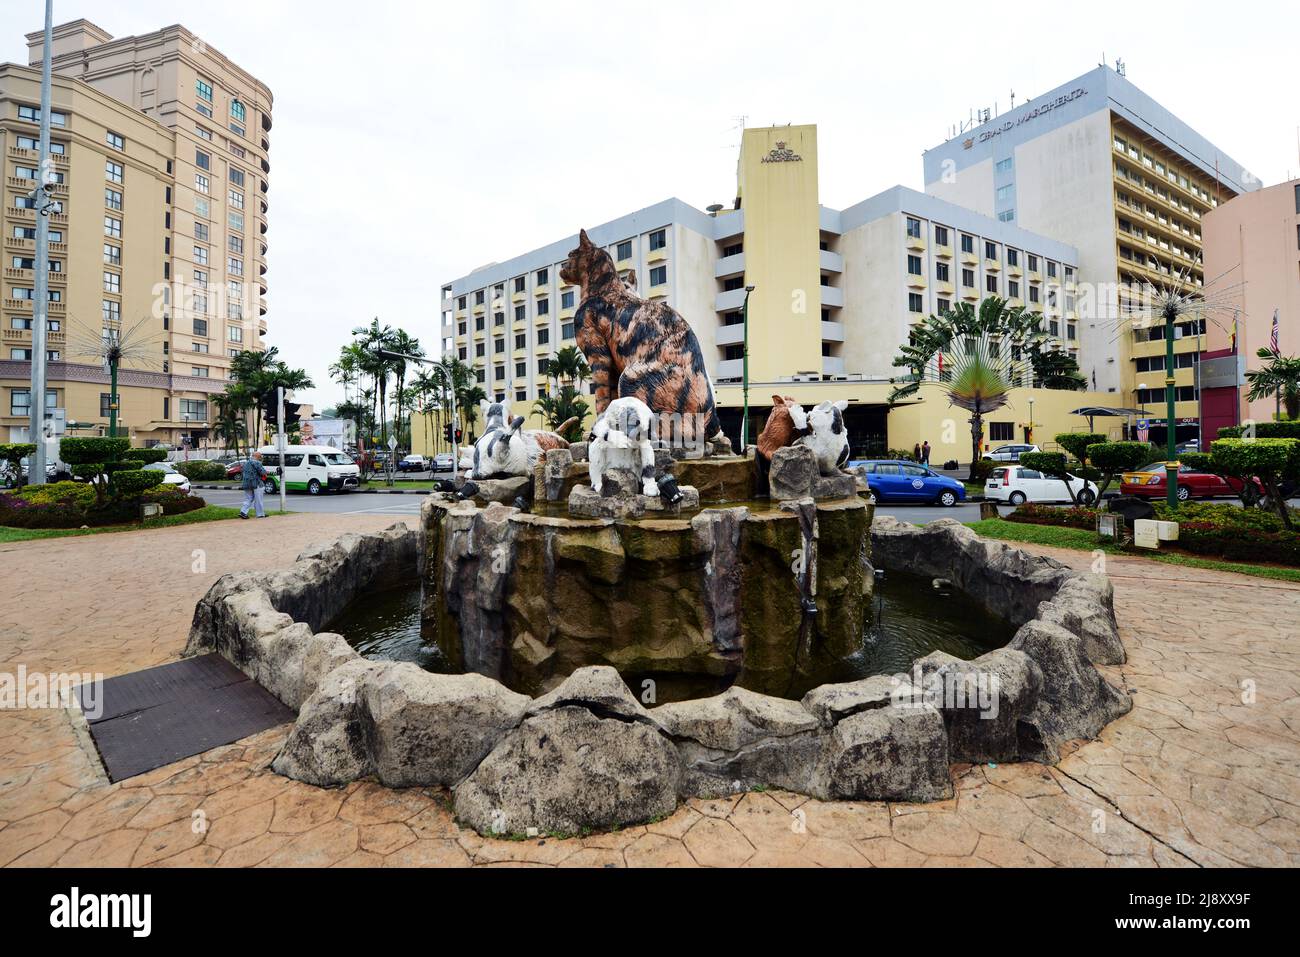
1218,421,1300,441
1205,437,1300,528
124,448,169,465
15,481,95,509
886,448,917,462
174,460,227,481
1088,442,1156,497
969,458,997,484
0,442,37,485
60,437,131,506
1055,432,1105,466
109,469,165,498
1005,502,1100,530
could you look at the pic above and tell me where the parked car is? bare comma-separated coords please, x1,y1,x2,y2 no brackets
225,459,251,479
852,460,966,506
983,444,1040,462
432,452,455,472
142,461,191,494
1174,439,1201,455
259,445,360,495
397,454,428,473
985,465,1098,505
1120,462,1254,502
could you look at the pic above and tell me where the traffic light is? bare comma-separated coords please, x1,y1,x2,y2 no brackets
282,400,302,430
455,428,463,444
261,393,279,428
443,423,453,443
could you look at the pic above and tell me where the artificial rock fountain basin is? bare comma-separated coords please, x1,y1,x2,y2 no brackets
184,496,1132,837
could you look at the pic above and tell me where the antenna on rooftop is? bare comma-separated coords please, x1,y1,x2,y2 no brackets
1010,89,1016,109
1115,58,1126,77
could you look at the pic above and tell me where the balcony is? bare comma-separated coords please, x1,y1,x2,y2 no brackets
647,247,667,264
984,258,1001,273
715,252,745,279
820,286,844,308
906,273,927,289
716,323,745,347
819,249,844,273
717,358,744,379
821,320,845,342
906,235,926,252
715,287,749,312
822,356,846,376
934,244,953,260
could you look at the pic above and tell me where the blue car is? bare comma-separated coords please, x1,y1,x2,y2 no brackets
849,459,966,507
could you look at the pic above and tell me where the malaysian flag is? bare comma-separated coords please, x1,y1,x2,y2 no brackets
1271,309,1280,352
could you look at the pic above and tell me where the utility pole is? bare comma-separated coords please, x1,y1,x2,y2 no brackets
277,385,287,513
1164,301,1179,509
27,0,55,485
378,349,456,483
740,285,755,453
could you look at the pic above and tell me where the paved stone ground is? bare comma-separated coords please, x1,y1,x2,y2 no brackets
1,517,1297,868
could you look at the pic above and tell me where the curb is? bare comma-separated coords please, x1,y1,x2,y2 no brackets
192,484,435,496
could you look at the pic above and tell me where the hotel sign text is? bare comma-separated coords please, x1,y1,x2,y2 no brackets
964,88,1088,149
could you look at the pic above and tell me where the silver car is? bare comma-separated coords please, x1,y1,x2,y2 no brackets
984,443,1040,462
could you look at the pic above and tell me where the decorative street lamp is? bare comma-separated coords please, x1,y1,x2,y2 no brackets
740,285,755,453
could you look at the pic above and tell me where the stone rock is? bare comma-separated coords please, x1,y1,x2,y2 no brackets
471,476,532,506
668,456,754,502
810,703,952,802
812,470,858,500
1036,574,1125,665
598,467,642,498
654,448,673,470
536,448,573,502
769,445,817,500
655,687,823,797
568,484,645,519
708,433,734,456
801,674,902,727
911,648,1044,764
272,659,390,786
453,705,681,836
527,665,661,728
364,664,530,787
641,485,700,513
1009,619,1133,763
568,441,589,462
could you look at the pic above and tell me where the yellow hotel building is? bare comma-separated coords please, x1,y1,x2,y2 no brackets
426,122,1115,463
1,19,271,448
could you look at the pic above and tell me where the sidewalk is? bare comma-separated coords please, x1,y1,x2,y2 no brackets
1,518,1297,867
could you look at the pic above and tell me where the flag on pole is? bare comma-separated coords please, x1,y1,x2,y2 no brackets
1271,309,1280,352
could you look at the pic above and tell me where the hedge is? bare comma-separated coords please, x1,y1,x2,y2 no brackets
109,469,165,498
1055,432,1106,465
124,448,169,465
174,460,228,481
0,485,207,528
1218,421,1300,441
60,437,131,466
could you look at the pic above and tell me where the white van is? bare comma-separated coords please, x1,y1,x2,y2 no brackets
257,445,361,495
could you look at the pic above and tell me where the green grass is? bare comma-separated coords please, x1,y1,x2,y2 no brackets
967,517,1300,584
0,504,278,544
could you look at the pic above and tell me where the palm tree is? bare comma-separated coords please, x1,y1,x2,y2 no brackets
891,298,1039,479
460,385,488,440
549,345,590,390
1246,348,1300,421
212,388,253,455
532,386,590,441
329,344,365,405
230,346,283,444
351,318,398,446
1027,345,1088,391
388,329,424,447
411,368,439,455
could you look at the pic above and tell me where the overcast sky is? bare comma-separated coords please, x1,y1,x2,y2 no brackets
3,0,1297,409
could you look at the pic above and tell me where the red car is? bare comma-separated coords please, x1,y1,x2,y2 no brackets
1120,462,1255,502
226,459,250,479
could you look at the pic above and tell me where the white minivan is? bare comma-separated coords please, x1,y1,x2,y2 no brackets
985,465,1098,506
258,445,361,495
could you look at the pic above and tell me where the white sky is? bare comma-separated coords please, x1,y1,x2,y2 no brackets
3,0,1298,409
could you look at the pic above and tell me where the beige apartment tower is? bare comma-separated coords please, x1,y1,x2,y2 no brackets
1,19,271,447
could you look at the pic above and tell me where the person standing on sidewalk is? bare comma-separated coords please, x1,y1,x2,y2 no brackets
239,451,270,519
921,440,931,465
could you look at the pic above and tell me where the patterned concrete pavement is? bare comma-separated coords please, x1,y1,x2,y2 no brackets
1,516,1297,868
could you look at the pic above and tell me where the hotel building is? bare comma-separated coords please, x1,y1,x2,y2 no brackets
923,65,1258,445
1201,178,1300,431
425,123,1109,461
0,19,271,447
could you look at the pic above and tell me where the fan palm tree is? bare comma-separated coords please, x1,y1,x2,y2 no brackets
891,298,1039,479
1246,348,1300,421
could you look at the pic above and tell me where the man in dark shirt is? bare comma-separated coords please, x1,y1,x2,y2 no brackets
239,451,270,519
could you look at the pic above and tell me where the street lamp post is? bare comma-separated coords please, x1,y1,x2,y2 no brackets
26,0,55,485
1162,302,1179,509
740,285,755,453
1027,397,1035,445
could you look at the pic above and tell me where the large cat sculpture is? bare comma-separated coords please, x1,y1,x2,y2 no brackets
560,229,721,447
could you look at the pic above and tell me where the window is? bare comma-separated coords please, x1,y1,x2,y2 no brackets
195,197,210,218
229,235,244,255
104,243,120,266
1007,248,1019,267
104,188,123,211
936,297,951,314
494,338,505,354
995,157,1013,175
649,229,667,251
229,189,245,210
1027,254,1039,272
196,150,211,171
191,366,210,378
1029,286,1040,304
1047,261,1057,279
516,390,527,402
561,290,575,310
102,300,120,323
106,131,125,151
562,321,575,340
228,300,243,320
536,267,549,286
514,276,526,293
538,358,551,375
229,327,243,343
229,210,244,231
104,217,122,238
18,105,67,126
195,125,213,141
196,102,213,118
515,334,526,350
197,78,214,102
617,240,632,261
229,167,246,188
194,246,209,265
193,318,208,337
649,265,667,286
935,262,950,282
906,217,922,239
194,270,208,289
986,275,998,294
990,422,1015,441
103,272,120,293
537,328,550,346
961,268,975,287
934,225,949,246
493,366,505,381
1008,280,1020,298
231,99,246,123
515,361,527,377
228,280,242,301
105,160,124,184
996,184,1014,202
984,241,998,260
537,298,550,316
908,293,924,313
514,305,526,322
16,135,65,154
195,222,210,242
228,256,243,275
10,389,30,416
475,342,485,358
195,174,210,194
907,255,922,276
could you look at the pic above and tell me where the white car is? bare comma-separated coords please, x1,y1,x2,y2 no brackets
985,465,1098,506
984,443,1040,462
143,462,191,494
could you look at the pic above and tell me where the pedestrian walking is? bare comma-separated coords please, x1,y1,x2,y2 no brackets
239,451,270,519
913,443,921,463
921,441,931,465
